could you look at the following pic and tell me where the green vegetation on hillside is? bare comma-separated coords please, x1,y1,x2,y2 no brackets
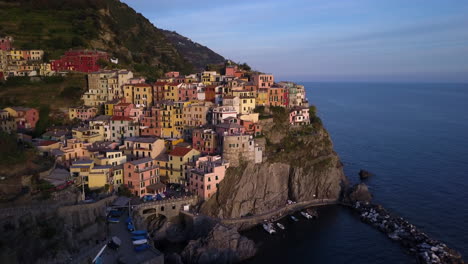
0,0,225,78
0,74,86,109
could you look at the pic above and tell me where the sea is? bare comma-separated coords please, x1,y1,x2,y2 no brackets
243,82,468,264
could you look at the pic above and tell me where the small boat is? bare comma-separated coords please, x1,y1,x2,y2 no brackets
134,244,150,252
126,217,133,224
131,230,147,236
262,223,276,234
107,217,120,223
307,209,318,218
301,211,313,219
276,222,285,230
290,215,299,222
132,235,147,241
127,223,135,232
132,239,148,246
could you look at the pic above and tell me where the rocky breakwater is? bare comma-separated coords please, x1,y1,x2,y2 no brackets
347,184,463,264
201,108,347,220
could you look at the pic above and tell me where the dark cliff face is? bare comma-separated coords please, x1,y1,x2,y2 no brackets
201,110,348,219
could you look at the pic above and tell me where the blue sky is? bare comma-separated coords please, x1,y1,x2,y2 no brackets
122,0,468,82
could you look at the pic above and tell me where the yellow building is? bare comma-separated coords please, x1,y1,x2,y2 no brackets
93,149,127,166
88,165,112,190
163,83,180,102
155,154,170,182
70,159,112,190
167,147,201,183
111,165,124,187
158,101,186,138
201,71,217,85
256,88,269,106
72,127,104,143
104,99,120,116
239,96,256,114
39,63,53,76
124,83,154,107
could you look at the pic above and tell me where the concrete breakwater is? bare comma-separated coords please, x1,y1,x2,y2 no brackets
350,201,464,264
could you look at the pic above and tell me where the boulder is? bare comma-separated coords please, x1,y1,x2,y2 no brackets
181,224,256,264
348,183,372,202
359,169,373,180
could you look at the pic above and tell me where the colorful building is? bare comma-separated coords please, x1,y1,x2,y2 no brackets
124,157,160,197
0,109,17,133
183,101,212,127
51,50,109,73
289,107,310,126
4,107,39,129
123,83,154,107
188,156,229,200
0,36,13,51
252,73,274,89
124,136,166,160
109,116,140,143
212,106,237,125
192,128,217,154
69,106,98,121
167,147,201,183
269,85,287,107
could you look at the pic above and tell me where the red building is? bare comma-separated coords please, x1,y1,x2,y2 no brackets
51,50,109,73
205,85,217,103
0,37,13,51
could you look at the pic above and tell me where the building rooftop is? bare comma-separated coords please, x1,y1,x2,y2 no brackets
125,136,159,144
169,147,194,157
129,157,153,165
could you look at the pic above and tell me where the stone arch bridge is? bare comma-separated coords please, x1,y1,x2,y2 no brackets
132,195,198,221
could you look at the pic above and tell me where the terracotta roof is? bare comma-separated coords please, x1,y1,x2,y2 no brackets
169,147,194,157
134,83,152,87
154,82,167,86
111,116,133,121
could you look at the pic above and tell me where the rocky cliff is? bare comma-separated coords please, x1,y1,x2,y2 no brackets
201,108,348,219
0,194,115,263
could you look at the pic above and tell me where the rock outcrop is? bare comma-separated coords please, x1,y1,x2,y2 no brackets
359,169,373,180
347,183,373,203
202,112,348,219
181,224,256,264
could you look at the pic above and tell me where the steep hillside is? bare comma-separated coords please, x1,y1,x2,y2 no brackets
201,107,348,218
0,0,225,78
163,30,225,70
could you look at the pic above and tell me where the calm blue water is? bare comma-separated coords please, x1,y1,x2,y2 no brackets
244,82,468,263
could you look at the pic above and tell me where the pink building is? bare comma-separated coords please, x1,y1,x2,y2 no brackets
0,36,13,51
140,107,162,137
69,106,97,121
113,103,134,118
165,71,180,78
252,74,274,89
124,157,161,197
225,66,237,76
289,107,310,126
178,84,198,101
192,128,217,154
4,107,39,129
188,156,229,200
129,106,144,123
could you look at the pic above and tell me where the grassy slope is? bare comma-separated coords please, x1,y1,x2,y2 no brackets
0,75,86,110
